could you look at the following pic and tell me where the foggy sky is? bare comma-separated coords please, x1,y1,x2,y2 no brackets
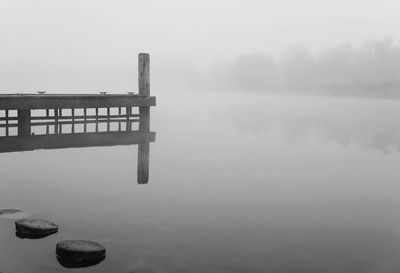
1,0,400,92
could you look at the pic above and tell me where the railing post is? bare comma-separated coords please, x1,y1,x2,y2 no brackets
95,108,99,132
139,107,150,132
58,109,63,134
17,109,31,136
5,110,9,136
106,107,110,132
126,107,131,131
54,108,58,134
71,108,75,133
83,108,87,133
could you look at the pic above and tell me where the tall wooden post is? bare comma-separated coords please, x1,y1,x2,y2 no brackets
138,53,150,96
138,53,150,131
138,53,150,184
17,109,31,136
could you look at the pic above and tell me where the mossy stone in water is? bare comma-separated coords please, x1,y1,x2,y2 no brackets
15,219,58,238
56,240,106,265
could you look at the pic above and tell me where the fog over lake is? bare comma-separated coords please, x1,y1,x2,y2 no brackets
1,0,400,272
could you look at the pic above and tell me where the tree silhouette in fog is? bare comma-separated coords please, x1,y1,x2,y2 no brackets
203,38,400,97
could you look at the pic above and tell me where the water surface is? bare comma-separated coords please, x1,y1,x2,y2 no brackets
1,92,400,273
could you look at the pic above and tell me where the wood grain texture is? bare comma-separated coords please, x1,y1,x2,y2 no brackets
138,53,150,96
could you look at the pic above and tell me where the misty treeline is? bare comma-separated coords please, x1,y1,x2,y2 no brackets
176,39,400,97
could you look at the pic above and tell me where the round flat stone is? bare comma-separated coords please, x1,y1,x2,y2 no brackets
15,219,58,238
56,240,106,262
0,209,31,219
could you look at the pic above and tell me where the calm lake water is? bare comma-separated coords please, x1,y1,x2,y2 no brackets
1,92,400,273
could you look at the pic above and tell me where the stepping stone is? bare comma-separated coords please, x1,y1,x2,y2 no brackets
56,256,105,268
0,209,31,219
15,219,58,239
56,240,106,268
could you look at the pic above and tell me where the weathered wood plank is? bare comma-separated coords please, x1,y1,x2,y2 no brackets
0,95,156,110
139,53,150,96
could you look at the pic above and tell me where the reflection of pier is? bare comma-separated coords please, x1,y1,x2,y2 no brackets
0,53,155,184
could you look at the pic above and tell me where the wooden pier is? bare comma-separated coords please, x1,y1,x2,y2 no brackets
0,53,156,184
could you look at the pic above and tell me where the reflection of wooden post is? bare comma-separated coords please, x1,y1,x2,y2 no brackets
138,53,150,184
17,109,31,136
138,143,149,184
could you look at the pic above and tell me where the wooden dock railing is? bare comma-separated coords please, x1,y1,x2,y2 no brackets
0,53,155,184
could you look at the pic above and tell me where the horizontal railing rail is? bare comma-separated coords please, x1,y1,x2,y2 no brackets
0,94,156,110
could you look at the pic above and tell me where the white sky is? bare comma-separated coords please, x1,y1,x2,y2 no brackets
0,0,399,90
